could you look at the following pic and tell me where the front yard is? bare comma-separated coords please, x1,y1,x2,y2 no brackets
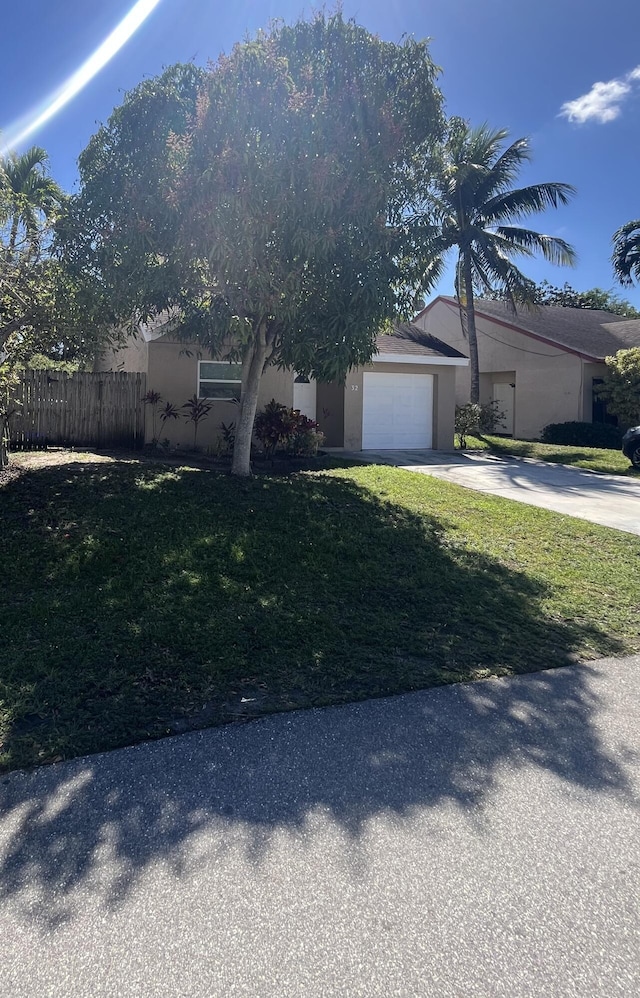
1,451,639,772
463,434,640,477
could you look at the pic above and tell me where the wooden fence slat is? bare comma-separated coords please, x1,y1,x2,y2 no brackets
8,371,145,451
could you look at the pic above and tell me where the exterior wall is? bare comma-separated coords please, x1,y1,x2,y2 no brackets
417,300,592,439
146,339,292,449
316,381,345,447
96,336,148,374
342,362,457,451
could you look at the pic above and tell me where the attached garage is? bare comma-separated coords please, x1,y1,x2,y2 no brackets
315,322,468,451
362,372,433,449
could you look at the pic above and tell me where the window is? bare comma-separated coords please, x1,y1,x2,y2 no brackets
198,361,242,401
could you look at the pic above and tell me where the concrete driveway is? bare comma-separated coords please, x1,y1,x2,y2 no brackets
343,450,640,535
1,656,639,997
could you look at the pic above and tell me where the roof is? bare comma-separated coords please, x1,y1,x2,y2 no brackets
376,322,467,360
433,296,640,362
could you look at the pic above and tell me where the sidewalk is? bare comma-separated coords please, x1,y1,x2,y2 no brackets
1,656,639,996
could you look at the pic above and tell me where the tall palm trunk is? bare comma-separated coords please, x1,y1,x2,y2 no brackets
462,252,480,404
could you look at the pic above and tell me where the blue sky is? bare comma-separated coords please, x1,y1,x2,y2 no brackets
2,0,639,305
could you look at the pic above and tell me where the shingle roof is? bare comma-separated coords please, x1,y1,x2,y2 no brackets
376,322,467,359
439,296,640,361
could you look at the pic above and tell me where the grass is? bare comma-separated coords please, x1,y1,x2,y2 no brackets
1,450,639,772
462,434,640,477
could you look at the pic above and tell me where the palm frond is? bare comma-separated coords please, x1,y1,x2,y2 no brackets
2,147,50,192
492,226,577,266
481,183,576,223
473,137,532,204
612,219,640,287
470,236,538,309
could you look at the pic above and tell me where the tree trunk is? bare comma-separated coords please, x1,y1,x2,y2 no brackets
0,417,9,469
7,217,20,262
462,254,480,404
231,331,269,477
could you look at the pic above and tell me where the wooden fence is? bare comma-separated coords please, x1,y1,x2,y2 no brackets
9,370,147,450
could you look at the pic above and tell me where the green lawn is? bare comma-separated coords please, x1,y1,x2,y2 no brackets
462,434,640,477
1,451,639,772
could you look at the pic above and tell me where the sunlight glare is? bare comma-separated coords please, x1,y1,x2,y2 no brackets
0,0,163,154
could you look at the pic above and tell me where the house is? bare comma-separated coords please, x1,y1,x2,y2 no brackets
415,296,640,439
96,321,468,452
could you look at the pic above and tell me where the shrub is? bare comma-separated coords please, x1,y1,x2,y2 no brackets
254,399,323,458
142,389,163,444
181,395,213,449
220,421,236,457
455,400,506,449
596,347,640,427
288,415,324,457
540,421,623,449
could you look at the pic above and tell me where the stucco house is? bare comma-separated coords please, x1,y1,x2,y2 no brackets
97,321,467,452
415,296,640,439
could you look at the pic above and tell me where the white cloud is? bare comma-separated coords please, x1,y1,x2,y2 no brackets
560,65,640,124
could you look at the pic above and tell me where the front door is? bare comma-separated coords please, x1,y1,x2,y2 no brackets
293,375,317,421
492,383,515,435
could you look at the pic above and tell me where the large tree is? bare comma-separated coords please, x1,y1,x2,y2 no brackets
1,146,67,354
1,146,116,465
0,146,65,263
612,220,640,288
420,121,576,402
66,13,444,475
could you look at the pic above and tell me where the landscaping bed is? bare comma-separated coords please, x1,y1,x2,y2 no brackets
1,450,639,771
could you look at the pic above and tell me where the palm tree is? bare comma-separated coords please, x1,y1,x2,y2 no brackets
0,146,65,263
612,220,640,287
423,121,576,402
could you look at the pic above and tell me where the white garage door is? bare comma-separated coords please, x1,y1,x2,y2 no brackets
362,372,433,449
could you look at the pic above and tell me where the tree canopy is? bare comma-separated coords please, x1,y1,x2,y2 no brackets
65,13,444,473
489,280,640,317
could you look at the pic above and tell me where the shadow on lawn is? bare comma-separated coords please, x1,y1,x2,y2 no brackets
0,458,636,928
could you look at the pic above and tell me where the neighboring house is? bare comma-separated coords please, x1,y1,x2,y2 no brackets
96,321,468,451
414,296,640,439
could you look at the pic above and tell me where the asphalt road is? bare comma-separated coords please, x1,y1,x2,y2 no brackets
342,450,640,536
1,656,639,997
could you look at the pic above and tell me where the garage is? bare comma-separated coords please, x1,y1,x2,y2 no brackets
362,372,433,449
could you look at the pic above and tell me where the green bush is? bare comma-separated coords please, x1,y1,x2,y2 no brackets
254,399,324,458
540,421,623,449
455,400,506,449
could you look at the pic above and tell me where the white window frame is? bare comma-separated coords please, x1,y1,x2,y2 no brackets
197,360,242,402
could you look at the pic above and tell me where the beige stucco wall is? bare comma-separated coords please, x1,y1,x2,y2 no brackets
342,362,457,451
97,335,148,374
134,338,292,449
148,339,293,449
417,300,596,439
